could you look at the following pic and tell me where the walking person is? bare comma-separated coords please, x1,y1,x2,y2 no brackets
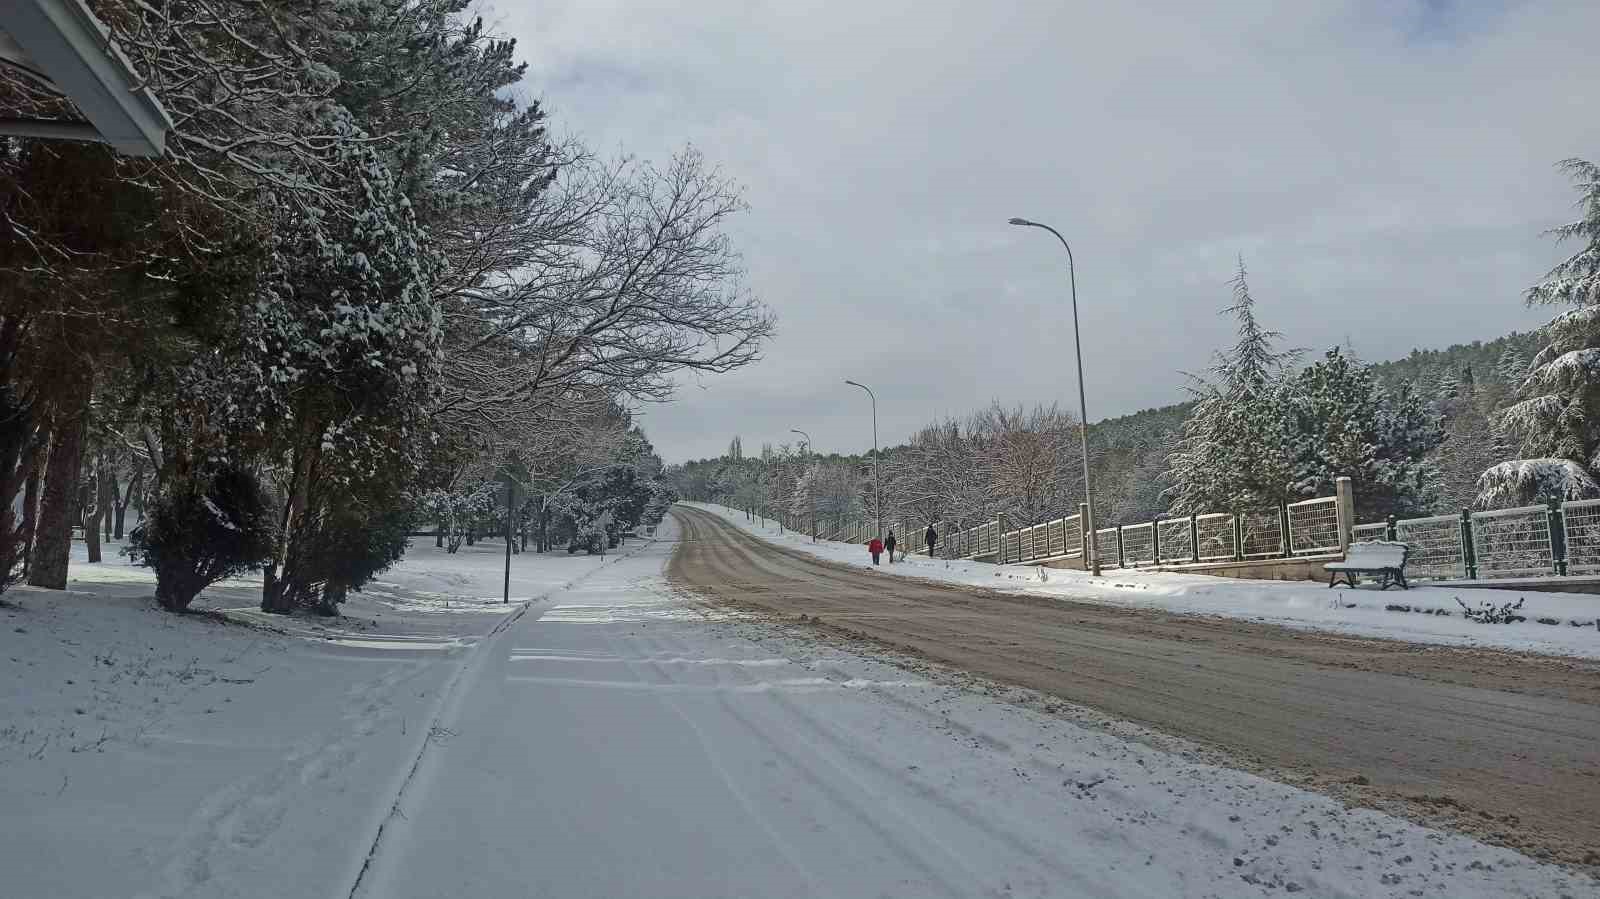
868,536,883,565
884,531,897,563
925,524,938,558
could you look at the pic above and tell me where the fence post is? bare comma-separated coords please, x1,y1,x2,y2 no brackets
1189,513,1200,564
1461,509,1478,580
1278,504,1291,558
1116,525,1126,570
1232,514,1243,562
997,513,1007,564
1334,476,1354,553
1385,515,1397,543
1151,518,1162,565
1550,499,1568,576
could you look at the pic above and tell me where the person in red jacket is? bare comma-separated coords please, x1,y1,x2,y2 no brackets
868,536,884,565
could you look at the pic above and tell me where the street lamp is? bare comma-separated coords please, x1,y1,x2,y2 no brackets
790,428,816,542
843,380,881,541
1008,217,1101,576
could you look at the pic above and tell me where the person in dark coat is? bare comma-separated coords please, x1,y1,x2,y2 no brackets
868,536,883,565
925,525,938,558
884,531,897,563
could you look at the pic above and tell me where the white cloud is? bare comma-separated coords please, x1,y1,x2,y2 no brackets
494,0,1600,461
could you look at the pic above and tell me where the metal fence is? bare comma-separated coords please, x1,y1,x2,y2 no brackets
774,488,1352,573
1287,497,1341,556
1095,527,1119,567
1120,522,1156,567
1351,522,1387,542
1395,514,1467,581
1563,499,1600,575
1352,500,1600,582
1239,509,1283,558
1470,505,1553,579
1194,513,1236,562
1157,518,1192,564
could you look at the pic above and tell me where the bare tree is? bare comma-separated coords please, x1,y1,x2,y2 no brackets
436,148,775,443
970,402,1083,527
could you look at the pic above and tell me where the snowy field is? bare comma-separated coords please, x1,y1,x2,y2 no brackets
2,522,1594,897
690,503,1600,660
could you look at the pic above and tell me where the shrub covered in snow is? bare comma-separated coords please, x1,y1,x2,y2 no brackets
125,467,275,612
1455,596,1526,625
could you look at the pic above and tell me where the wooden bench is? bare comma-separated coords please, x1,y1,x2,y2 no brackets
1325,541,1409,590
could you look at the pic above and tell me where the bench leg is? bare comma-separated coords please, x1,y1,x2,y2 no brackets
1396,571,1409,590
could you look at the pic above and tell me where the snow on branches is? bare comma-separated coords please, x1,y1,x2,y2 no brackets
1482,157,1600,508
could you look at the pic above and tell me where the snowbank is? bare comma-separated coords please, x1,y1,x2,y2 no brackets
687,503,1600,660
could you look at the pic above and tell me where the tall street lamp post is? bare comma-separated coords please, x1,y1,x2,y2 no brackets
1007,217,1101,576
843,380,881,541
790,428,816,542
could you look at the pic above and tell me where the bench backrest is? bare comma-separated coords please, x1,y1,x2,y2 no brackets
1344,540,1408,568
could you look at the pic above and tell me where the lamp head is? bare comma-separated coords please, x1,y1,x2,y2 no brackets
1008,217,1035,227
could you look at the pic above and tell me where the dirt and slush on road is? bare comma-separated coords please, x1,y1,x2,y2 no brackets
667,505,1600,873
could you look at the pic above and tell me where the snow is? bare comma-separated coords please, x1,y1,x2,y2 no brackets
352,516,1585,898
0,537,614,899
689,503,1600,661
3,523,1591,898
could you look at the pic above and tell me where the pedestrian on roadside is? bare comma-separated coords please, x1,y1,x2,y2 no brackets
868,536,883,565
885,531,897,563
925,524,938,558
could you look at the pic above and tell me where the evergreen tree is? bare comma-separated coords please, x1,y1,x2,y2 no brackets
1280,349,1441,519
1165,259,1297,513
1481,157,1600,506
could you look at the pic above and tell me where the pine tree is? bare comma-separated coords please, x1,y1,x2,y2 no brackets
1165,259,1298,513
1481,157,1600,506
1280,349,1440,519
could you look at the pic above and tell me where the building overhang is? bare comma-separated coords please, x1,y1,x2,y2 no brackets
0,0,172,157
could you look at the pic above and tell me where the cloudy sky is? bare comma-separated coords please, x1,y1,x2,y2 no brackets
497,0,1600,464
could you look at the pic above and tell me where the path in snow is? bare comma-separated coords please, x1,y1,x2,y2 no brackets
352,515,1591,898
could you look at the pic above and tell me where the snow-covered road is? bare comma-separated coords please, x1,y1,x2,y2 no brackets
350,516,1590,899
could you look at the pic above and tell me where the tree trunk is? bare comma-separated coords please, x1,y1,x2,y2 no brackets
29,377,90,590
84,453,107,563
113,462,141,540
435,518,444,548
19,436,44,578
263,423,317,614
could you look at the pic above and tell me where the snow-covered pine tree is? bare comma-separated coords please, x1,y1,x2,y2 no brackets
1280,349,1441,519
1480,157,1600,507
1165,259,1297,514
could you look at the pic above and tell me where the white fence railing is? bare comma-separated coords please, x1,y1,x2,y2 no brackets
1157,518,1192,564
1120,522,1156,567
1563,499,1600,575
773,489,1352,573
1351,500,1600,581
1470,505,1553,579
1287,496,1342,556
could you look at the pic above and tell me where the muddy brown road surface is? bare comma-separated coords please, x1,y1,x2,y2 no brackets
668,505,1600,868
